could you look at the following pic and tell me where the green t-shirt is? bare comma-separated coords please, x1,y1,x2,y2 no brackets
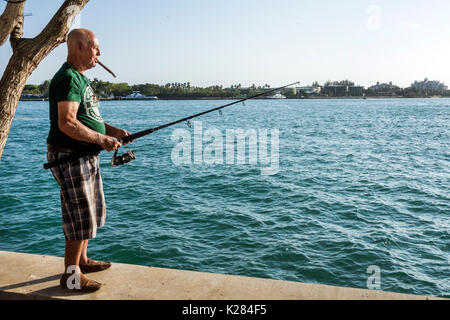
47,62,105,149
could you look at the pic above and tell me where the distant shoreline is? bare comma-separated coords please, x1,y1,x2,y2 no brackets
20,96,449,102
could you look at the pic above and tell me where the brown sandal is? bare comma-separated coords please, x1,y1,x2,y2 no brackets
60,272,102,292
79,258,112,274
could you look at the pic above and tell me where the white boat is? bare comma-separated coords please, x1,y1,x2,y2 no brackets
122,91,157,100
266,92,286,99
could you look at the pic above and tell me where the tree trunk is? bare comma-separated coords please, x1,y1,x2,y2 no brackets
0,0,90,160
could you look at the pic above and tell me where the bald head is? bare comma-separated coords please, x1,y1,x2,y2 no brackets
67,28,95,52
66,28,100,73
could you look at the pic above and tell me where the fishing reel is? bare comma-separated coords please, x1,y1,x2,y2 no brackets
111,149,136,167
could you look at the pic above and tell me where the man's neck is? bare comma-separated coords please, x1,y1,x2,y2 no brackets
66,57,85,75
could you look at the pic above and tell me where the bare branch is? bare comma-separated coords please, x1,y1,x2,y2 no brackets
0,0,25,46
34,0,89,48
16,0,89,63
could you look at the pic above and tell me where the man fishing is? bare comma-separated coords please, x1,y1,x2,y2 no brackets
46,28,132,292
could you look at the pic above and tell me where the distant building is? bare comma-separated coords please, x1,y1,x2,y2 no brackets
409,78,448,91
368,81,399,90
322,85,364,96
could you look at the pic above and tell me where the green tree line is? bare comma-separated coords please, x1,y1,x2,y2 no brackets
21,79,450,99
22,79,279,98
90,79,281,99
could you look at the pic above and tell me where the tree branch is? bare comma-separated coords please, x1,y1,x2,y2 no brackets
0,0,25,46
16,0,89,64
34,0,89,49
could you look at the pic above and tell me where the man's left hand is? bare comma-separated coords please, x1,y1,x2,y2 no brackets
115,129,134,145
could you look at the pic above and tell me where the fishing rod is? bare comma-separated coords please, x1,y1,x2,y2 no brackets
43,81,299,170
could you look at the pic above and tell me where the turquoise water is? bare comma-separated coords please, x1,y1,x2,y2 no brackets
1,98,449,298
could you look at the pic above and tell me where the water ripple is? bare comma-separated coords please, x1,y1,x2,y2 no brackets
1,99,449,298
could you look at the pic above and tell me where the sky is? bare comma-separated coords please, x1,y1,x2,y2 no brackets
1,0,450,88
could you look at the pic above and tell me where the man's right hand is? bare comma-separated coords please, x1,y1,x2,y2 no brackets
100,135,122,152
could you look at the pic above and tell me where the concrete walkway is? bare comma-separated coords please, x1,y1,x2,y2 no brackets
0,251,441,300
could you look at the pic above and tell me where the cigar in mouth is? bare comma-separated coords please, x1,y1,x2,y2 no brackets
96,59,116,78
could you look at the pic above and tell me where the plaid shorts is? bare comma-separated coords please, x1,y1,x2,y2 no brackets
47,151,106,241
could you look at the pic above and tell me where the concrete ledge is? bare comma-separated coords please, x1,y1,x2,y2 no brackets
0,251,442,300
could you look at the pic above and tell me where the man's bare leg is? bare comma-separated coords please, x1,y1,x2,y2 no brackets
80,240,89,265
64,240,84,272
61,239,102,291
